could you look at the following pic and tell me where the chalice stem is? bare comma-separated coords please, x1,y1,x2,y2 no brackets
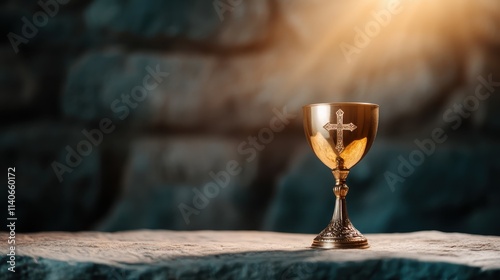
332,169,350,225
333,191,348,224
311,169,369,249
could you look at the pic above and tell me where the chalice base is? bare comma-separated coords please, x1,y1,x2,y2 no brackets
311,220,369,249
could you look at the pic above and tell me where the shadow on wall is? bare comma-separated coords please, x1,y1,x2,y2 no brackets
0,0,499,234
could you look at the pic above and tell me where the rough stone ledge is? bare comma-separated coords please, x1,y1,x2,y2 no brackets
1,230,499,279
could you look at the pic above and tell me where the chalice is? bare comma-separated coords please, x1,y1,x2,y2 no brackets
303,102,379,249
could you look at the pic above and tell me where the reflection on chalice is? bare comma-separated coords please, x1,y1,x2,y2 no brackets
303,102,379,249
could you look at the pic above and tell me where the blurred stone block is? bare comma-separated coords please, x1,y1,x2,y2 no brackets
97,136,259,231
0,122,102,231
2,2,89,54
62,50,301,130
84,0,271,45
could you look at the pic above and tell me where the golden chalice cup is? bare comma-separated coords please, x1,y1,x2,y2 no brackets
303,102,379,249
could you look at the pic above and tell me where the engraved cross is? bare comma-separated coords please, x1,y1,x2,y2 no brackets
323,109,357,153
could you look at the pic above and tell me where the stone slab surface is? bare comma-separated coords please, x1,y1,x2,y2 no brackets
1,230,499,279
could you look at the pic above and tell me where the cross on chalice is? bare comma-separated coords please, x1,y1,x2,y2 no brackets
303,102,379,249
323,109,358,154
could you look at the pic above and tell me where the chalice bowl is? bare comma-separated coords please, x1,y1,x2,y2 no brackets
303,102,379,249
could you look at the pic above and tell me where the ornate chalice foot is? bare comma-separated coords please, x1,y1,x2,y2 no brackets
303,103,379,249
312,173,368,249
312,220,369,249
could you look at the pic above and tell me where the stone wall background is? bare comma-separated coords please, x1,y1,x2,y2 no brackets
1,0,500,235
